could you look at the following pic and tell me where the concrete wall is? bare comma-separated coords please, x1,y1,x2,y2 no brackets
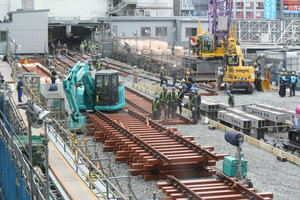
34,0,108,20
0,9,48,54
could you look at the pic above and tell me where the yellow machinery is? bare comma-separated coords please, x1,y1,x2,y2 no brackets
194,21,225,59
222,38,255,93
193,21,255,93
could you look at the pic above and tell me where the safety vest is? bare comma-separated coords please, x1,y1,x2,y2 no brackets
281,76,286,81
17,80,23,89
153,100,159,111
161,71,165,78
133,69,138,75
92,44,95,49
80,44,84,49
98,62,102,70
177,91,183,101
160,91,168,102
190,96,195,106
196,93,201,105
93,55,97,61
84,42,87,47
228,94,233,105
291,76,297,83
197,37,202,44
50,70,55,78
185,76,191,83
169,92,176,102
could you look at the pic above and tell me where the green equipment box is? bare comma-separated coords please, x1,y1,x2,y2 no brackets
223,156,247,177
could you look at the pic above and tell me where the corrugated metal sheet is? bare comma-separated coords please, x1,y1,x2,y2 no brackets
0,10,48,54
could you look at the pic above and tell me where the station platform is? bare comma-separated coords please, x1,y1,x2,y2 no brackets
0,61,97,200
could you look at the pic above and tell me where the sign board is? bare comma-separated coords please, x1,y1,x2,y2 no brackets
283,1,300,13
264,0,277,19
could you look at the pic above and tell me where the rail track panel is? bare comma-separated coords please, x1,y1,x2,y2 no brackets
87,109,226,180
157,175,273,200
125,86,192,125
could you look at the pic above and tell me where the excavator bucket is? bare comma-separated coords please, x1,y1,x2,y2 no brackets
261,80,271,91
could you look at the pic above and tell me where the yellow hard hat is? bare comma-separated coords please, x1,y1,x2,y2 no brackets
186,71,190,75
161,67,164,70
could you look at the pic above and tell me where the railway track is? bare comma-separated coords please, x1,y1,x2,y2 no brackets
22,64,51,78
157,174,273,200
125,86,192,125
87,109,226,180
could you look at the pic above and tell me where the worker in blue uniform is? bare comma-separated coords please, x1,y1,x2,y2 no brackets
160,87,169,121
184,71,194,92
17,75,23,102
152,95,161,120
160,67,168,87
290,72,297,97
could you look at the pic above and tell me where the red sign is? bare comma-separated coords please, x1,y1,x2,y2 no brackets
283,1,300,13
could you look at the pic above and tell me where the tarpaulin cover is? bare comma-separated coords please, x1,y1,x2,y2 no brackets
224,131,244,147
0,136,30,200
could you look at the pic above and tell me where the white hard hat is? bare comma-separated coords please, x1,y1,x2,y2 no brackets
134,65,137,69
173,64,177,67
50,66,54,69
292,72,295,75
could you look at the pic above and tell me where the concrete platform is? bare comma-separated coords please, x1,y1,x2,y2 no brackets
0,61,98,200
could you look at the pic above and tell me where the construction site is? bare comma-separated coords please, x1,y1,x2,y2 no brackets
0,0,300,200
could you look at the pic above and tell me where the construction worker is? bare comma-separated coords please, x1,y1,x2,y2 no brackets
226,90,234,107
97,59,103,71
290,72,297,97
84,41,88,52
91,43,96,54
125,42,131,53
92,54,98,68
189,90,198,124
152,95,161,120
168,87,177,119
184,71,194,92
279,72,287,97
87,41,91,53
160,66,168,87
195,88,201,119
171,64,177,87
80,42,84,54
57,41,61,49
160,87,169,121
197,34,203,55
17,75,23,102
50,66,57,84
254,62,262,91
133,65,138,85
177,86,185,114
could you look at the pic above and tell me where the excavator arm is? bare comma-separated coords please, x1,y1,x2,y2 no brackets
63,61,95,132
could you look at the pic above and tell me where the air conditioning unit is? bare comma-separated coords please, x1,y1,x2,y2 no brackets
145,11,150,16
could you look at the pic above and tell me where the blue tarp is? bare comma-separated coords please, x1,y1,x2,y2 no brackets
0,136,30,200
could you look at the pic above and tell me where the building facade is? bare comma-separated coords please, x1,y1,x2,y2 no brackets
0,9,49,54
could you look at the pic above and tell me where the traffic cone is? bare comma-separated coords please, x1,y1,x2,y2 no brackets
45,78,47,83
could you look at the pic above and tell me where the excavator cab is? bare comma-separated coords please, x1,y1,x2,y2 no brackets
203,33,214,53
94,70,119,107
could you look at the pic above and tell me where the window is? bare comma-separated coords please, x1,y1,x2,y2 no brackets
155,27,167,36
236,2,243,9
256,2,264,9
0,31,6,42
185,28,197,37
245,2,253,9
256,11,263,18
236,11,243,18
141,27,150,37
246,11,253,18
